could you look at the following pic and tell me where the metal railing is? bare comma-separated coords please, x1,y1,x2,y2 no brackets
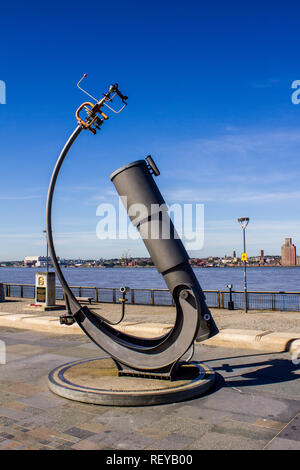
3,283,300,312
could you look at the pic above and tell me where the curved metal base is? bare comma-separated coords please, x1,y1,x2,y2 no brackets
48,358,215,406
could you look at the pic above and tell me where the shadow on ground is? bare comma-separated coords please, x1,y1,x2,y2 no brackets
203,352,300,389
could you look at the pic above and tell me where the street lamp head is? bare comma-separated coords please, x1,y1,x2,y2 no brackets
238,217,249,229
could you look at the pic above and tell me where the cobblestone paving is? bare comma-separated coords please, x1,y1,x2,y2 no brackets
0,326,300,450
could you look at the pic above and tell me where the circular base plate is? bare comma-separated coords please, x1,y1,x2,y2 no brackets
48,358,215,406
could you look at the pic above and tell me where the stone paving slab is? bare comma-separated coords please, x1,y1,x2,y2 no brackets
265,413,300,449
265,436,300,450
0,326,300,450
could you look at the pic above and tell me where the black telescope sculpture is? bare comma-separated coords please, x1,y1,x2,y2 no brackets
46,77,218,381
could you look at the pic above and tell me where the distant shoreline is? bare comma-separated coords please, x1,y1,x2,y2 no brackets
1,265,300,269
1,264,299,292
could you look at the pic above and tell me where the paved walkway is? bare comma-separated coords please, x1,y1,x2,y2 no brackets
0,325,299,450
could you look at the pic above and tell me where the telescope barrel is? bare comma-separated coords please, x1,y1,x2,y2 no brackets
110,159,218,340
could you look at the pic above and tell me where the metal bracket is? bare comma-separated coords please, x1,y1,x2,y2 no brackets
146,155,160,176
75,74,128,132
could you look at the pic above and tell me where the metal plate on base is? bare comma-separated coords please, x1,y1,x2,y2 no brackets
48,358,215,406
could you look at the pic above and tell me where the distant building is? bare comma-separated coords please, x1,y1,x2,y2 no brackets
259,249,265,265
281,238,296,266
24,256,58,267
232,250,236,258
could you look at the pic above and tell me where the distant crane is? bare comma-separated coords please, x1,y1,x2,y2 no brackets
121,250,131,265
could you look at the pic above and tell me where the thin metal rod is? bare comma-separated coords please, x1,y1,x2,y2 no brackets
77,74,99,103
46,125,83,309
95,302,126,326
46,240,49,273
43,230,49,273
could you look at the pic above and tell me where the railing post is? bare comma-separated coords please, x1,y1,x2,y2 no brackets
95,287,98,303
217,291,220,308
171,290,175,306
272,294,275,311
20,285,24,298
220,291,224,309
113,288,116,303
131,289,135,304
151,290,154,305
7,285,10,297
79,287,82,297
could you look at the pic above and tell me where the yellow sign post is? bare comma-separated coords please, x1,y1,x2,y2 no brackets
241,253,247,261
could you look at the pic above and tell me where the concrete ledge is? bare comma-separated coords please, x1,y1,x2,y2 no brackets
0,312,81,335
23,304,65,312
1,311,300,353
0,312,173,337
202,328,300,352
202,329,268,349
257,332,300,352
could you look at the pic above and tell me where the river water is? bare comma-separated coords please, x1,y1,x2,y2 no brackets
0,266,299,292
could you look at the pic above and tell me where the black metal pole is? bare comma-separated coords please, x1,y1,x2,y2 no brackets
43,229,49,273
46,238,49,273
242,227,248,312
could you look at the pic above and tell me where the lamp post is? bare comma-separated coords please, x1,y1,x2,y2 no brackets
43,230,49,273
237,217,249,312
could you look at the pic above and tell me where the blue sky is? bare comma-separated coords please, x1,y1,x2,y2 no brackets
1,1,300,260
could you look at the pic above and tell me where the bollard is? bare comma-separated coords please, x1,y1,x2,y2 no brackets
0,283,5,302
227,284,234,310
